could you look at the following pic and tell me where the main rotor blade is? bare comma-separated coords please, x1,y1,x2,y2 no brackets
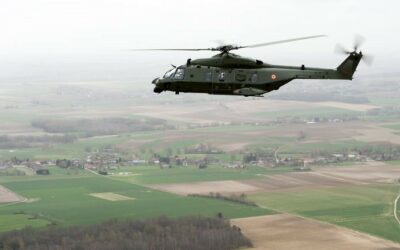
127,48,213,51
127,34,326,53
239,35,327,49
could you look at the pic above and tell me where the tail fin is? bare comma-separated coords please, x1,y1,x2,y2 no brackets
337,52,363,79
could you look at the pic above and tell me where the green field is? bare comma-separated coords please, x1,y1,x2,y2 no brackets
0,130,162,160
385,124,400,131
2,166,400,243
0,171,272,232
0,214,49,232
250,184,400,242
109,165,294,185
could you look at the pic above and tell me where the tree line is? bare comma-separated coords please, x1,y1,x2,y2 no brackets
0,134,76,149
0,216,251,250
0,168,26,176
31,117,174,137
189,193,258,207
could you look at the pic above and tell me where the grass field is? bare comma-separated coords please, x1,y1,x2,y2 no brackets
384,124,400,131
0,131,161,160
387,160,400,166
109,165,294,185
0,214,49,232
0,172,272,232
249,184,400,242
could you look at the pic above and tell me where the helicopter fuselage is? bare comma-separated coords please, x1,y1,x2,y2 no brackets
152,52,362,97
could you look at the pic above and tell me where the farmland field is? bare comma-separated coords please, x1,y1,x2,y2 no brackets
249,184,400,242
0,214,49,232
256,107,361,119
231,214,400,250
0,171,272,232
2,79,400,248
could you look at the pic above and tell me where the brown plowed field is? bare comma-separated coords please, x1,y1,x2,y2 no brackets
148,180,260,195
231,214,400,250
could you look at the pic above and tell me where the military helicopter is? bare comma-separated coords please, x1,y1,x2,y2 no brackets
134,35,371,97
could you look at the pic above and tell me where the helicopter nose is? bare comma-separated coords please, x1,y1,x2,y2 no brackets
152,78,160,84
153,86,163,93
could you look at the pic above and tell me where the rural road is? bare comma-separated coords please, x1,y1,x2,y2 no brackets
394,194,400,225
85,168,100,176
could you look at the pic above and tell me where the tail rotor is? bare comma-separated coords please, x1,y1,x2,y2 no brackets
335,35,374,65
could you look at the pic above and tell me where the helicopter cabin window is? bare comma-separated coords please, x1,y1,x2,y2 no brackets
172,68,185,80
205,72,212,82
251,73,258,83
219,72,225,81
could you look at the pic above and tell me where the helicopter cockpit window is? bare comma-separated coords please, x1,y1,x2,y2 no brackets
163,68,176,79
219,72,225,81
172,68,185,80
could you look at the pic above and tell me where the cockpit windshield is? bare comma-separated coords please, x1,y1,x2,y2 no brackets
163,68,176,79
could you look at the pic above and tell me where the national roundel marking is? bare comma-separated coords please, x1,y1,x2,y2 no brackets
271,74,277,80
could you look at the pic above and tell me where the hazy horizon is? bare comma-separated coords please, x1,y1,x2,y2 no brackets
1,0,399,83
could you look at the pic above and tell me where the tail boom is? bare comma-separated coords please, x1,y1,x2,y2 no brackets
336,52,363,79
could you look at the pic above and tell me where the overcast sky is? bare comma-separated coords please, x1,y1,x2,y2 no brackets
1,0,399,81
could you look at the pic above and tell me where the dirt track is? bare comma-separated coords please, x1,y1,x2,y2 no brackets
231,214,400,250
394,195,400,225
0,185,24,203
